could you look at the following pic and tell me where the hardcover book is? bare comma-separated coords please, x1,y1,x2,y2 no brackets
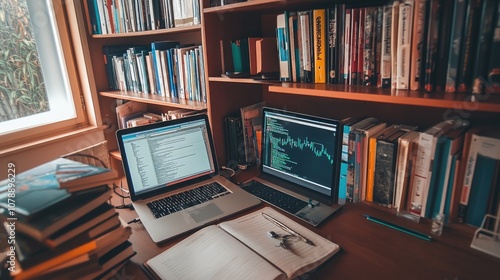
276,13,291,81
313,9,327,83
458,129,500,223
380,3,393,88
409,120,456,217
444,0,468,93
373,128,408,207
143,207,340,280
471,0,497,94
409,0,428,91
1,185,111,241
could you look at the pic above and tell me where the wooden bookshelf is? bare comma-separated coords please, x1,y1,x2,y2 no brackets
72,0,500,276
99,91,207,110
268,83,500,113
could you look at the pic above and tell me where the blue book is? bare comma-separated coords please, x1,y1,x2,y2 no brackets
338,117,363,202
466,154,499,227
151,41,180,95
166,49,177,98
424,134,449,218
442,154,458,223
430,126,467,219
276,13,290,81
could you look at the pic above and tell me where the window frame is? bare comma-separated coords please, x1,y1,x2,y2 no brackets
0,0,100,150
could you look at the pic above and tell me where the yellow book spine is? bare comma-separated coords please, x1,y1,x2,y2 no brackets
365,136,378,202
313,9,326,83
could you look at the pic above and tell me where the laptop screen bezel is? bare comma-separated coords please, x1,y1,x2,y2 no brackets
116,113,219,201
259,107,342,205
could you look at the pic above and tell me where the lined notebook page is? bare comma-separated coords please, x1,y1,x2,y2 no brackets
219,207,340,279
146,225,285,280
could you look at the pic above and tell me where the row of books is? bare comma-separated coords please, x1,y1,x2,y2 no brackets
340,116,500,228
223,102,265,169
0,158,134,279
277,0,500,94
86,0,201,34
104,42,207,103
115,100,206,130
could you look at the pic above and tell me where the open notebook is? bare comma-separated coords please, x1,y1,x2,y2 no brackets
143,207,340,280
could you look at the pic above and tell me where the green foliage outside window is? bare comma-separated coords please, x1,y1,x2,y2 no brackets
0,0,48,122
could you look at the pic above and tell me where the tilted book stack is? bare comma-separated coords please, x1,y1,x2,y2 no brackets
0,158,134,279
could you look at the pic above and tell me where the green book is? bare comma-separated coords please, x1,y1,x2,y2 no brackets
231,39,250,73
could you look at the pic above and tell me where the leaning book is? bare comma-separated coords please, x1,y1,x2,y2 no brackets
143,207,340,280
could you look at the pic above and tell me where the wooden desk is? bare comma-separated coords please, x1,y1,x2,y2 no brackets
113,196,500,279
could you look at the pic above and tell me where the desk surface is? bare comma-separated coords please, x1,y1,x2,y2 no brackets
113,194,500,280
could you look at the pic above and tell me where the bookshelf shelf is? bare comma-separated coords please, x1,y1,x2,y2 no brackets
204,0,284,13
109,150,122,161
99,91,207,110
268,83,500,113
91,25,202,39
209,76,279,84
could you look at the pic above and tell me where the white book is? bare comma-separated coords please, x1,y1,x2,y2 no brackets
409,120,455,217
393,130,419,210
396,0,414,90
380,4,392,87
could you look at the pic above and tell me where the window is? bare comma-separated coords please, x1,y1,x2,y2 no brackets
0,0,88,146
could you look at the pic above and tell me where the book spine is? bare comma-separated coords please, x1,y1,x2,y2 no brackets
396,0,414,90
298,11,313,83
457,0,482,93
366,135,378,202
363,7,376,86
487,2,500,94
434,0,455,92
373,139,398,207
465,154,500,227
337,5,346,85
350,8,360,86
390,1,400,89
276,13,291,81
457,134,482,222
313,9,327,83
346,128,357,203
339,119,355,201
394,136,410,209
471,0,497,94
409,0,427,91
327,6,338,84
356,8,365,87
423,0,441,92
380,4,393,88
288,12,299,82
375,6,383,87
343,9,352,85
445,0,468,93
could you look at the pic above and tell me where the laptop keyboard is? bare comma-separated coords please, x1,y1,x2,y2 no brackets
242,181,308,214
147,182,230,219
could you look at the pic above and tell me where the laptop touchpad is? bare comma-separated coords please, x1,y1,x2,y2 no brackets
188,203,223,223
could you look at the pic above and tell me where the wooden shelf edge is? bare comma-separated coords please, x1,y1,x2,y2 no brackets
109,150,122,161
204,0,284,13
209,76,279,84
99,91,207,110
268,84,500,113
91,25,201,39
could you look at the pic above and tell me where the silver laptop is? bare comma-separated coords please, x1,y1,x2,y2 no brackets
116,114,260,243
241,107,344,226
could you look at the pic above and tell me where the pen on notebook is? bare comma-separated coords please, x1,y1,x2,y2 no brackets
363,214,432,241
262,212,315,246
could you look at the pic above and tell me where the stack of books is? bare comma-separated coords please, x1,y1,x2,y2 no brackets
0,158,134,279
